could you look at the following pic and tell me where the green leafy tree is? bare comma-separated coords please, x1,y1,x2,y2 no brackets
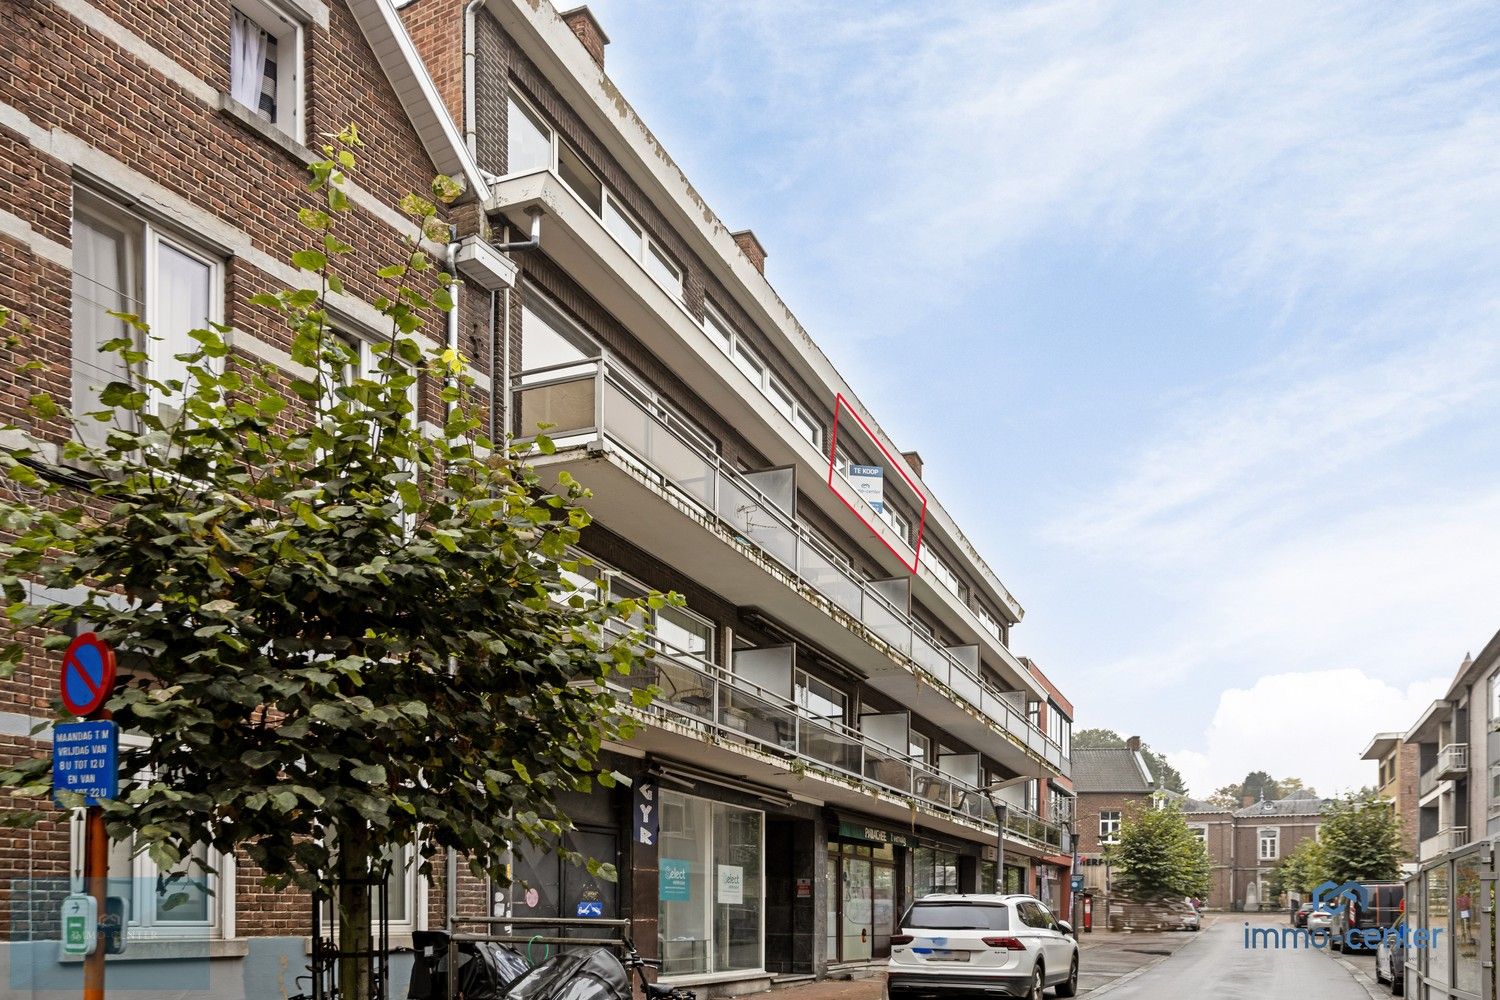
1112,804,1211,901
1319,792,1402,884
1269,836,1329,902
1209,772,1316,808
1072,727,1186,794
0,127,658,996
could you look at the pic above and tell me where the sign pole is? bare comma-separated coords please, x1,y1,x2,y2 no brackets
83,709,109,1000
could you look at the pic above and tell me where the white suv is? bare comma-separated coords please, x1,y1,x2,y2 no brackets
886,894,1079,1000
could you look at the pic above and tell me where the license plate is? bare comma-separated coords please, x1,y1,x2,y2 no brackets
929,950,970,962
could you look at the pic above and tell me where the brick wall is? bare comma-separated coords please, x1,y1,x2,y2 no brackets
0,0,498,948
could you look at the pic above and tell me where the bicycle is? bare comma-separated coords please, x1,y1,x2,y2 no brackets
621,939,696,1000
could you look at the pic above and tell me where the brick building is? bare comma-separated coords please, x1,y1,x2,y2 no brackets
1072,739,1157,899
1362,731,1422,862
1,0,1079,996
1228,791,1328,911
0,0,512,992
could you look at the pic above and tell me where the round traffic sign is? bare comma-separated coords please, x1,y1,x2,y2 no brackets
60,633,116,717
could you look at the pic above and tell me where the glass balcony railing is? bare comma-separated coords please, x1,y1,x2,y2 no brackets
610,635,1066,852
513,355,1066,774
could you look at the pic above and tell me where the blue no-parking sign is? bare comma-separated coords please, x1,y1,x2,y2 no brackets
53,720,118,806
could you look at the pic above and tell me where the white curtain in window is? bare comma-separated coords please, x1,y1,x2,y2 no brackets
230,10,270,110
71,210,135,443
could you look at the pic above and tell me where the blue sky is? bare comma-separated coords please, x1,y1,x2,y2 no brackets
583,0,1500,795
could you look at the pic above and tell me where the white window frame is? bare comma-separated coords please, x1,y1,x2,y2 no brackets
974,601,1002,642
68,734,234,940
703,300,823,448
505,90,555,177
1188,824,1208,845
1258,827,1280,861
877,503,911,544
72,190,225,424
231,0,305,142
1099,810,1122,844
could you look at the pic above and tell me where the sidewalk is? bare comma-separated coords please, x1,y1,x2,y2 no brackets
757,918,1212,1000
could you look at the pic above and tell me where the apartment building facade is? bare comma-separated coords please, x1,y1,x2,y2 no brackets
394,0,1074,990
0,0,1075,995
0,0,519,994
1395,629,1500,863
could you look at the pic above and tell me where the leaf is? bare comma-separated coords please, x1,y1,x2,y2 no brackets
291,249,328,272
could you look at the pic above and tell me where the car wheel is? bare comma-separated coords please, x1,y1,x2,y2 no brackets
1026,964,1044,1000
1054,954,1080,999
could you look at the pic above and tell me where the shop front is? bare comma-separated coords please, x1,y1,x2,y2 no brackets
825,817,980,965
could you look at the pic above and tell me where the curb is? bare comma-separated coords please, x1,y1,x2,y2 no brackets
1081,928,1208,998
1328,952,1386,1000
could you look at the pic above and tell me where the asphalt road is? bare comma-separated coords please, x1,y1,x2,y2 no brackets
1093,918,1374,999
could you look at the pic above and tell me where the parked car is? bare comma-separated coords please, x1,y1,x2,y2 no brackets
1331,883,1405,953
887,894,1080,1000
1306,908,1334,936
1293,902,1315,927
1175,902,1201,932
1375,914,1406,995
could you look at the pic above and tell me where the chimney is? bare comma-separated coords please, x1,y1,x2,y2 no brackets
1242,795,1254,807
732,230,767,274
561,6,609,70
1125,735,1141,752
901,451,924,477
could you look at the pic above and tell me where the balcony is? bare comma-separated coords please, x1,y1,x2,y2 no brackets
1437,742,1469,780
514,354,1066,777
612,637,1066,854
1418,826,1469,861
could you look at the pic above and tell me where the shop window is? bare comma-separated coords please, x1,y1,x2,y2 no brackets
658,792,763,977
911,846,959,898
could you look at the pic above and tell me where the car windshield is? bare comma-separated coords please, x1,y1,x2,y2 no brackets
904,903,1011,931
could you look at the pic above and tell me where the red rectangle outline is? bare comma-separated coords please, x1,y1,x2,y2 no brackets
826,392,928,574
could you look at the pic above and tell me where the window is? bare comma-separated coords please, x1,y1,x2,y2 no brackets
877,504,910,544
904,901,1008,930
703,300,822,447
611,574,716,665
1258,828,1279,860
71,191,222,444
602,196,644,259
519,295,599,376
1188,825,1208,845
974,602,1002,643
792,409,821,448
1099,810,1122,844
1490,672,1500,721
704,304,735,351
230,1,302,139
658,792,763,976
646,243,684,300
766,376,796,421
378,842,420,934
795,670,846,726
1025,779,1039,814
909,730,931,762
558,141,603,213
926,552,964,599
911,847,960,897
506,93,553,175
731,339,765,385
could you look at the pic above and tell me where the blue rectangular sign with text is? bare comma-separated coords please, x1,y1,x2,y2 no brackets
52,720,118,807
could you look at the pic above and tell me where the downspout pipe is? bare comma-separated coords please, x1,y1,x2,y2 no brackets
464,0,485,161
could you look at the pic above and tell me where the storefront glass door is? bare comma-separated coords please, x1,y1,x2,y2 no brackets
829,842,898,962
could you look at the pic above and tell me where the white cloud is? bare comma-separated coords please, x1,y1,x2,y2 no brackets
1165,669,1450,797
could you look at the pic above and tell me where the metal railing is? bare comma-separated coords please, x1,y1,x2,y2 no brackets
1440,743,1470,777
513,354,1066,773
609,635,1066,853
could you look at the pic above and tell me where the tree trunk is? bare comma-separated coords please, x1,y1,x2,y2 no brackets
335,824,374,1000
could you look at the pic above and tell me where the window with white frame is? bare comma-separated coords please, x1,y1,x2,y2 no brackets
877,503,911,544
703,302,823,448
609,574,716,665
926,551,964,599
506,93,553,175
71,190,222,444
1258,827,1279,860
230,1,302,140
1188,824,1208,846
70,815,228,938
909,729,931,762
1099,810,1122,844
973,601,1002,642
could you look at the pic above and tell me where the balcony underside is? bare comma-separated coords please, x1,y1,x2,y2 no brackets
543,443,1060,779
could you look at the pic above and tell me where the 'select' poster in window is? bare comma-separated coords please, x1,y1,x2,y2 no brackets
716,864,744,905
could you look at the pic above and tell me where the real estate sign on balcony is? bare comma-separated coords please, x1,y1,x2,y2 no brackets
848,464,884,513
